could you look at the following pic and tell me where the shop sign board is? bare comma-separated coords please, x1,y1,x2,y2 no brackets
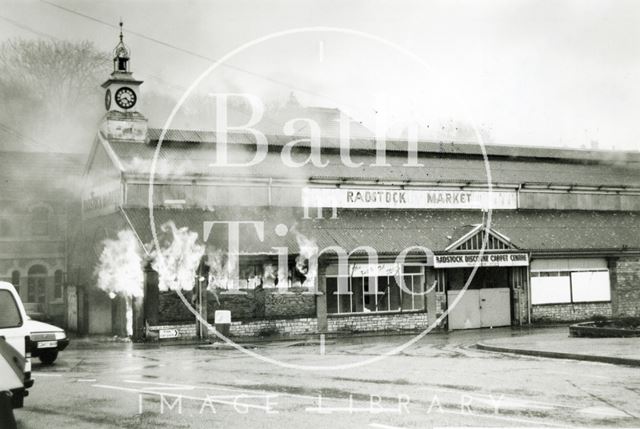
82,182,121,218
302,187,517,210
350,263,399,277
434,253,529,268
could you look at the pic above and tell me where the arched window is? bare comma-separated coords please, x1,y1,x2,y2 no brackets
28,265,47,304
54,270,63,300
31,207,49,236
0,219,10,236
11,270,20,292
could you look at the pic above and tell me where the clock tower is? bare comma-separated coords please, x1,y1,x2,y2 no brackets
100,21,147,142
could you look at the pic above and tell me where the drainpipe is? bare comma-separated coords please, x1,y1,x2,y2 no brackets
526,255,532,325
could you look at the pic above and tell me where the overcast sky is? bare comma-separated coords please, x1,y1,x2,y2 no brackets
2,0,639,151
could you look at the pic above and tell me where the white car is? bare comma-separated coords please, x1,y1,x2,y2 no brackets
24,319,69,365
0,281,34,408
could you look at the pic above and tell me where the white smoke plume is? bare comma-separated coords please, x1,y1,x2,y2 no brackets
293,227,319,289
94,230,144,298
151,221,205,291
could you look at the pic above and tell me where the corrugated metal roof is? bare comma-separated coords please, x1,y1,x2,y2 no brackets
108,138,640,187
117,207,640,255
146,127,640,163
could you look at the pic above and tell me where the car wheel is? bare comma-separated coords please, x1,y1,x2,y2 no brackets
39,350,58,365
1,392,18,428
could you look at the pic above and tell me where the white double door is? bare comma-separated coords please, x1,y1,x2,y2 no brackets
447,288,511,330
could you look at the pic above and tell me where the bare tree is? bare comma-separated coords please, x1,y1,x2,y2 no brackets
0,39,110,152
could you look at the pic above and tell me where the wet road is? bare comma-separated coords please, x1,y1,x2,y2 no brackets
15,328,640,428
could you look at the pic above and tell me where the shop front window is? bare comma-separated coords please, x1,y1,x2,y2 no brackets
54,270,63,300
208,256,289,290
28,264,47,304
531,269,610,305
326,264,425,315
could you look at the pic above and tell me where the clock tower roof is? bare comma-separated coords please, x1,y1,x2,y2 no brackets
101,20,143,87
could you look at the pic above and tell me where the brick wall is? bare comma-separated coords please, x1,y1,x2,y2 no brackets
208,289,316,321
158,291,194,323
158,288,317,324
207,291,258,321
265,290,316,318
611,257,640,317
531,302,612,323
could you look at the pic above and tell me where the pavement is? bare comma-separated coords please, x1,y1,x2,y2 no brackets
476,326,640,366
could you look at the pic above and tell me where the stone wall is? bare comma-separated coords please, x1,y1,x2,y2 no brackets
150,311,430,339
229,317,318,337
531,302,612,323
610,257,640,317
148,323,197,339
327,312,429,333
228,312,430,337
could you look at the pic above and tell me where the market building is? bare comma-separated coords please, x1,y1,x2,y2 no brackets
69,31,640,339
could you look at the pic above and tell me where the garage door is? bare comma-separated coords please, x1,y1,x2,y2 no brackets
447,288,511,330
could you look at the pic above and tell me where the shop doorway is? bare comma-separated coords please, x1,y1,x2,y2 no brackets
445,267,511,330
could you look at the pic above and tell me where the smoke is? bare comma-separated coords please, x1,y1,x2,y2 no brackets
151,221,205,291
293,227,318,289
94,230,144,298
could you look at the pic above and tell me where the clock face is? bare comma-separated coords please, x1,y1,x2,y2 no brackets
115,87,137,109
104,89,111,110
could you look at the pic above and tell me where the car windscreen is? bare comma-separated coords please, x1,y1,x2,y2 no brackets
0,290,23,328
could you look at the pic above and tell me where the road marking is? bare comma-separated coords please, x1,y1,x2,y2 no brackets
433,409,572,428
415,386,581,411
578,406,633,418
92,384,271,411
77,378,97,382
123,378,319,401
370,424,405,429
33,373,62,377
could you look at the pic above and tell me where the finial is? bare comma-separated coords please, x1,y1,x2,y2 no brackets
113,19,130,72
